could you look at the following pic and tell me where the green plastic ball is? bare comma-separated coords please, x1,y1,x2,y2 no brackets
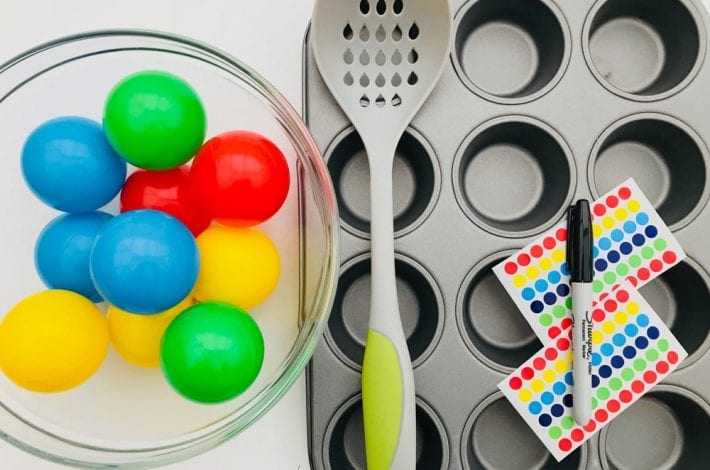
160,302,264,404
103,71,206,170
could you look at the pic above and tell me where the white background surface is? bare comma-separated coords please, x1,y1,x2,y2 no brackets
3,0,710,469
0,1,314,469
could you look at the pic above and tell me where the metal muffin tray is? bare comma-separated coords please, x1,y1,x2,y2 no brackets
303,0,710,468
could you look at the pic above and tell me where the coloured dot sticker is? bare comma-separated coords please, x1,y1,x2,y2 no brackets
493,178,685,341
499,284,688,462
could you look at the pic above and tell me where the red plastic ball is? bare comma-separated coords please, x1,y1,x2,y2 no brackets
190,131,290,226
120,166,211,236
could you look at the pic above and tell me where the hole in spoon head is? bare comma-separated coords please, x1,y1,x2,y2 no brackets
360,73,370,87
375,25,387,43
343,23,354,40
392,25,403,41
394,0,404,14
392,72,402,87
344,72,354,86
408,72,418,85
360,25,370,42
392,49,403,65
343,48,354,65
376,0,386,15
376,94,386,107
360,94,371,107
376,73,386,87
375,50,386,66
408,48,419,64
359,50,370,65
360,0,370,15
392,93,402,106
409,23,419,40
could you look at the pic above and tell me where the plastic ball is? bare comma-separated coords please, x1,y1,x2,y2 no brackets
103,71,206,170
0,290,109,393
35,212,112,302
90,210,199,314
21,116,127,212
120,166,211,236
193,226,280,309
190,130,290,226
160,302,264,403
108,297,194,368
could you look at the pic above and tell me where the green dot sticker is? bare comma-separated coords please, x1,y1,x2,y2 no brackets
592,397,598,409
549,426,562,439
593,280,604,293
561,416,574,430
629,255,642,268
641,246,655,260
597,386,610,400
633,358,647,371
609,377,623,391
646,348,659,362
604,272,617,285
616,263,629,276
621,368,635,381
566,297,573,309
540,314,553,327
659,339,670,352
552,305,567,319
654,238,667,251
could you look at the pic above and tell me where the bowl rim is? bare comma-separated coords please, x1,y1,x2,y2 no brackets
0,28,339,468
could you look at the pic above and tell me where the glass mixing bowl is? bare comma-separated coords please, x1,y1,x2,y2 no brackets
0,30,338,467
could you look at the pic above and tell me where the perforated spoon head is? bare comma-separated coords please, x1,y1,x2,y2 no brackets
312,0,452,142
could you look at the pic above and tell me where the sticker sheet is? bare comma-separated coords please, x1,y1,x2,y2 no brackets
498,284,688,461
493,178,685,341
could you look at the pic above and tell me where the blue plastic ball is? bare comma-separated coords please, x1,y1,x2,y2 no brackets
21,116,127,212
90,210,199,314
35,212,113,302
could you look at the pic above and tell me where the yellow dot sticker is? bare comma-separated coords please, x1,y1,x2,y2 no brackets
543,369,556,383
627,301,640,315
555,359,568,373
519,389,532,402
592,330,603,344
602,216,615,229
615,312,628,324
531,379,544,392
593,224,603,238
565,351,573,363
526,266,540,280
602,321,616,334
513,275,527,288
539,258,552,271
615,208,628,221
628,200,640,212
551,250,565,263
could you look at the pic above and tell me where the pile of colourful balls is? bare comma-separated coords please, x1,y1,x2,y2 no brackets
0,71,291,404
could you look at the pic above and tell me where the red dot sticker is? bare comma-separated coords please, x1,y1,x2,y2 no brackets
521,367,534,380
607,399,620,413
632,380,645,394
595,409,608,422
650,260,663,273
593,204,606,217
509,377,523,390
549,326,562,339
656,361,669,374
618,187,632,200
663,251,677,264
518,254,531,266
668,351,679,364
556,228,567,242
643,370,657,384
571,429,584,442
627,276,638,287
559,438,572,452
584,421,597,433
592,309,606,322
531,245,543,258
620,390,633,403
561,317,572,330
545,348,558,361
615,289,630,303
557,338,571,351
543,237,556,250
504,262,518,275
638,268,651,281
606,195,619,208
533,357,546,371
604,299,618,313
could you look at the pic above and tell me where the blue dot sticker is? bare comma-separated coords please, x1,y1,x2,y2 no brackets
595,259,608,272
565,372,574,385
611,356,624,368
541,392,554,405
531,301,544,314
645,225,658,238
535,279,549,293
623,346,637,359
551,404,564,417
548,271,562,284
539,414,552,427
611,229,624,242
601,343,614,356
544,292,557,305
636,212,649,226
522,288,536,301
529,401,542,415
613,334,626,347
637,314,650,327
563,394,573,407
592,352,602,366
599,238,612,250
635,336,649,349
553,381,566,395
632,234,646,247
593,247,600,258
647,326,660,340
592,375,600,387
607,250,621,263
620,242,633,255
623,221,637,234
625,324,639,337
557,284,570,297
599,365,612,378
560,263,570,276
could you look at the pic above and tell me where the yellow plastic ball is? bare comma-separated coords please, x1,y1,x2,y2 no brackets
0,290,109,393
107,297,194,368
193,226,280,309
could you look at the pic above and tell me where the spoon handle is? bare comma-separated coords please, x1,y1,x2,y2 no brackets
362,139,416,470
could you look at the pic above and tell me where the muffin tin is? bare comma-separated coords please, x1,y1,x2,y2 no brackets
303,0,710,468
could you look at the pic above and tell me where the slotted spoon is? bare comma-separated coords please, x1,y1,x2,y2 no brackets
311,1,452,468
